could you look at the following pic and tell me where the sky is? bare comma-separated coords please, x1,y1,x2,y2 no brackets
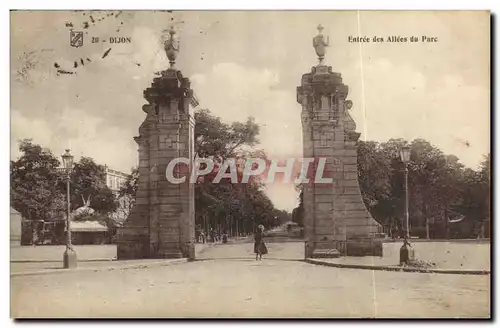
10,10,490,211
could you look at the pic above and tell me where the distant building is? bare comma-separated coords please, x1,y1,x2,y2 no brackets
10,207,22,245
70,220,108,245
104,166,129,194
104,166,132,225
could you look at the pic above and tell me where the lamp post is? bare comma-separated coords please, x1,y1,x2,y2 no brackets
400,146,411,239
399,146,414,264
62,149,77,269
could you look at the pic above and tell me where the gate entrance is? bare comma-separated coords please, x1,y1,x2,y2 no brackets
118,25,382,261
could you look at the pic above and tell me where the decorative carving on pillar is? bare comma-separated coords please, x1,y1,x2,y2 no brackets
134,136,149,146
344,130,361,142
343,100,359,141
344,100,356,132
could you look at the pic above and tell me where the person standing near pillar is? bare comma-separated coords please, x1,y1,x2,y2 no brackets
254,224,268,260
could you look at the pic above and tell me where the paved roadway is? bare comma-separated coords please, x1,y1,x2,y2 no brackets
11,242,490,318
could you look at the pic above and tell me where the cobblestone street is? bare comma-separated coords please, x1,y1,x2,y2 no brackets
11,243,490,318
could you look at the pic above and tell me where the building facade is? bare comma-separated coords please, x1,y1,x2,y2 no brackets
10,207,22,245
104,166,129,194
104,166,132,225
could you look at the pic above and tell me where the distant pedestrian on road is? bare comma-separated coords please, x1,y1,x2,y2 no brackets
390,227,396,241
254,224,268,260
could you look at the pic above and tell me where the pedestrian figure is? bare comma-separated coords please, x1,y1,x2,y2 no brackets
391,226,396,241
254,224,268,260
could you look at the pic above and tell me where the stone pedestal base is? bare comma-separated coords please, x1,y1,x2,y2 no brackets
117,227,149,259
117,228,193,260
305,238,383,258
118,241,186,259
63,248,77,269
341,238,383,257
184,242,196,261
118,240,187,260
311,249,341,258
305,241,314,259
117,241,148,259
157,249,183,259
399,242,415,264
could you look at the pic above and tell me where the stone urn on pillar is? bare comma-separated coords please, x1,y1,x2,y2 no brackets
164,26,179,68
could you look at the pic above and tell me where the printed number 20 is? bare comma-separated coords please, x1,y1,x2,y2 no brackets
92,37,99,43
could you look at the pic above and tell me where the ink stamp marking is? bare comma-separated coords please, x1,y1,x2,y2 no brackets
70,31,84,48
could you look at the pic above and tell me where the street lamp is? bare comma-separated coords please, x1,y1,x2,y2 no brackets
400,146,411,239
62,149,77,269
399,146,414,264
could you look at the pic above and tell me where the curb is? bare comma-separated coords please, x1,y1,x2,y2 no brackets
304,259,490,275
11,258,116,263
10,259,188,278
10,244,219,277
383,239,490,244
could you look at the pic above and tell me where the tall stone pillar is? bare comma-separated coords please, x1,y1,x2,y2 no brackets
298,26,382,258
117,26,197,259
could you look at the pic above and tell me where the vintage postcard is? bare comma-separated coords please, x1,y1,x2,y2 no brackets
10,10,490,318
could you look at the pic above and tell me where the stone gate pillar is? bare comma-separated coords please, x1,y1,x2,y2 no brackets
298,25,382,258
117,26,197,260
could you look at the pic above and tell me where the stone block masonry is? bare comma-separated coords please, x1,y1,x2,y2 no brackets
297,63,382,258
117,68,198,260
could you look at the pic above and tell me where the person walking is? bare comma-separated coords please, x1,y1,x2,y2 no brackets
210,230,214,243
254,224,268,260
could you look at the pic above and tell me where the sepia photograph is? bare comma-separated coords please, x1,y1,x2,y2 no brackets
9,9,491,318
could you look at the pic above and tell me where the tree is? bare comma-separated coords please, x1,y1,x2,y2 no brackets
194,109,272,235
11,139,65,221
450,154,490,238
477,154,491,223
273,209,292,226
292,184,304,226
64,157,117,215
357,140,394,226
117,167,139,219
194,108,260,160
